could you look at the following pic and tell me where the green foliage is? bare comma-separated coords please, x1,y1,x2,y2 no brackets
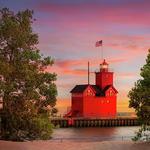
128,49,150,142
51,107,58,117
3,113,53,141
0,8,57,141
27,114,53,140
132,125,150,142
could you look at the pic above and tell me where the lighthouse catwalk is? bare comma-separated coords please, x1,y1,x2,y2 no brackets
65,59,118,118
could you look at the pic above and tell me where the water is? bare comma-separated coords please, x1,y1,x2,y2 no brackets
52,126,139,141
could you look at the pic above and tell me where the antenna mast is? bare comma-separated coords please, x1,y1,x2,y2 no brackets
88,61,90,85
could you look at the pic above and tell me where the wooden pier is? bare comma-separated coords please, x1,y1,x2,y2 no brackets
51,117,140,128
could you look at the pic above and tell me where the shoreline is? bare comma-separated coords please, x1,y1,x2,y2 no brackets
0,140,149,150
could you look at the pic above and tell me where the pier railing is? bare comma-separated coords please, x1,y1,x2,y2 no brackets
51,117,140,128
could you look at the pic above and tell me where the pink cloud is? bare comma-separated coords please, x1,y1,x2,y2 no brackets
36,26,149,60
115,72,138,78
34,2,150,62
35,2,150,28
45,63,87,76
62,69,87,76
55,57,128,70
56,59,86,68
45,57,138,78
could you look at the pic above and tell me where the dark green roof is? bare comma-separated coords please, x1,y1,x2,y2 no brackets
70,84,89,93
70,84,118,95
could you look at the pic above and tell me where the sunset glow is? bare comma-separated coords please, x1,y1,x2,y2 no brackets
1,0,150,114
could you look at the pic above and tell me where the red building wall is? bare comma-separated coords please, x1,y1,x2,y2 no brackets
83,96,116,118
72,93,83,117
70,82,117,118
96,72,113,89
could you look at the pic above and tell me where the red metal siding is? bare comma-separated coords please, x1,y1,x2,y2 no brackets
83,95,116,118
96,72,113,89
71,94,83,117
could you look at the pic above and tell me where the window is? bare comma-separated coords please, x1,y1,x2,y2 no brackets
110,90,113,96
106,100,110,103
86,89,93,96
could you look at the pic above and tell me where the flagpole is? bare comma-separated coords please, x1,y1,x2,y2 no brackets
101,42,103,60
88,61,90,85
102,43,103,61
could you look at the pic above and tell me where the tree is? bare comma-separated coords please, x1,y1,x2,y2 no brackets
128,49,150,141
51,107,58,117
0,8,57,141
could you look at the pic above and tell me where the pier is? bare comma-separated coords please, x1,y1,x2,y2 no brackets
51,117,140,128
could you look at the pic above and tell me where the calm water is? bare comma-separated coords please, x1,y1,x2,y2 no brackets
52,126,139,141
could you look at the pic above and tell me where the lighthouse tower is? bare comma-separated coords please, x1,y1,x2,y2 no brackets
96,59,113,89
65,59,118,118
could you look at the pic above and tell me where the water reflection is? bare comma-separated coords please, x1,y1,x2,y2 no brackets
52,127,139,141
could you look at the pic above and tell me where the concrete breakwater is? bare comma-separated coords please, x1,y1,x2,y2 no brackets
51,118,139,128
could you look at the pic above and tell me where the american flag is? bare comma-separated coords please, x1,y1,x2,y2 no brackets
95,40,102,47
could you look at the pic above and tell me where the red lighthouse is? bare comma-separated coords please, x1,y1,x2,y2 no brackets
65,59,118,118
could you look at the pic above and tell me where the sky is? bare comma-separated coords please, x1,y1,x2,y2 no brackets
1,0,150,114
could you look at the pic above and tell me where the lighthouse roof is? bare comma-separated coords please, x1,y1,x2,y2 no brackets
101,59,108,65
91,85,102,95
70,84,118,95
70,84,88,93
103,85,118,93
70,84,101,94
